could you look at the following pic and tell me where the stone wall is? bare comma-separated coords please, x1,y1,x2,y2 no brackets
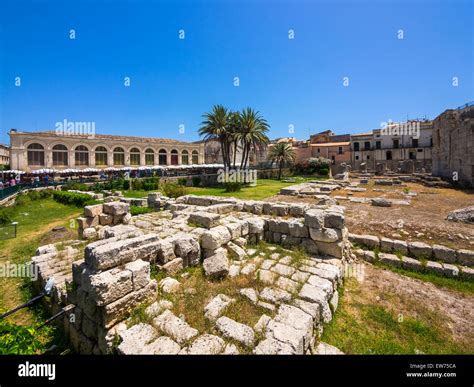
432,105,474,188
53,194,350,354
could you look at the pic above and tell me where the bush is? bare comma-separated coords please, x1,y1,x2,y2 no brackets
131,177,160,191
177,178,188,186
192,176,201,187
61,181,89,192
160,181,187,198
224,182,242,192
0,321,42,354
123,179,130,191
130,206,153,216
53,191,97,207
292,157,331,175
0,209,12,225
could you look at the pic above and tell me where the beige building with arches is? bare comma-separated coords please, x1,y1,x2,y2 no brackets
8,130,205,171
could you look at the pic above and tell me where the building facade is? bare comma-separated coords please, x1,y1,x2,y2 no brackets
350,121,433,173
0,144,9,166
432,104,474,187
8,130,205,171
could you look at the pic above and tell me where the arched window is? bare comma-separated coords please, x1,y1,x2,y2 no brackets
114,147,125,165
130,147,140,166
95,146,108,166
27,143,45,166
52,144,68,166
145,149,154,165
192,150,199,164
75,145,89,166
158,149,167,165
170,149,179,165
181,150,189,165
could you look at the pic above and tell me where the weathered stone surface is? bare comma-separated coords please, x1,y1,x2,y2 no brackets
401,256,423,271
299,284,332,322
408,241,432,259
324,212,345,229
201,226,232,250
82,227,97,240
259,287,292,304
379,253,402,268
380,237,394,252
258,269,277,285
162,258,184,275
204,294,235,321
393,239,408,254
159,277,181,294
314,342,344,354
241,263,256,276
288,219,309,238
457,249,474,267
460,266,474,280
223,343,240,354
145,300,173,318
117,323,156,354
441,263,459,278
371,198,392,207
446,206,474,224
271,263,296,277
254,314,272,333
85,233,159,271
188,211,221,229
203,249,229,279
103,201,130,216
156,239,176,264
215,317,255,347
101,280,157,328
146,336,181,354
99,213,113,226
172,235,200,266
153,310,199,344
85,268,133,306
274,304,313,348
247,218,265,234
309,227,341,243
293,299,321,323
265,320,305,354
432,245,456,263
349,233,380,249
240,288,258,304
84,204,103,218
275,276,299,293
253,337,294,355
186,334,225,354
307,275,333,296
304,209,325,229
363,250,377,263
425,260,444,274
227,241,247,261
125,259,150,290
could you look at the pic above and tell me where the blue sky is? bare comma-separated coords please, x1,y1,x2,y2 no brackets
0,0,472,145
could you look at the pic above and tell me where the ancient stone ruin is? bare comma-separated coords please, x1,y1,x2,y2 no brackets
31,193,350,354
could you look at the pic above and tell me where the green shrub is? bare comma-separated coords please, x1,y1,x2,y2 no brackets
0,321,43,354
192,176,201,187
160,181,187,198
123,179,130,191
177,178,188,186
224,182,242,192
61,181,89,192
319,168,329,176
53,191,96,207
130,206,153,216
0,209,12,225
131,177,160,191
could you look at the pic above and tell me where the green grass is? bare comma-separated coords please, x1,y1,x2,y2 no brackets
322,279,472,354
0,197,81,353
186,177,321,200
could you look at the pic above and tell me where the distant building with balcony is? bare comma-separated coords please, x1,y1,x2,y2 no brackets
0,144,10,166
350,121,433,173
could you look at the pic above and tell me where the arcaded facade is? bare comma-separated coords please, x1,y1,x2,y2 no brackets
0,144,9,166
8,130,205,171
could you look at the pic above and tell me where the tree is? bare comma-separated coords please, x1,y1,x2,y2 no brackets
268,142,296,180
238,107,270,170
199,105,232,168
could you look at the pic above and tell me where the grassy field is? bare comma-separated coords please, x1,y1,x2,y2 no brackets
124,177,322,200
0,197,81,353
321,276,472,354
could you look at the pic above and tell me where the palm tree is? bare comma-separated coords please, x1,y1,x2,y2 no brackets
238,107,270,170
199,105,231,168
268,142,296,180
